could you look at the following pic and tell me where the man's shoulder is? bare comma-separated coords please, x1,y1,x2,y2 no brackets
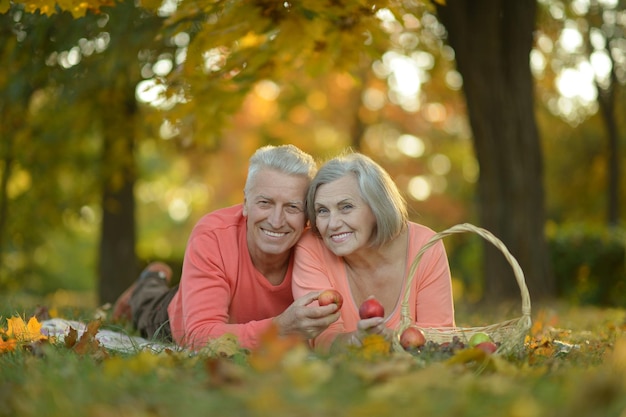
187,204,245,245
195,204,245,231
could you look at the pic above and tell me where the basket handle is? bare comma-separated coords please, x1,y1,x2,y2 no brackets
400,223,532,328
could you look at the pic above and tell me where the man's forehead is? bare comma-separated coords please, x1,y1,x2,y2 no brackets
249,170,309,191
248,190,306,206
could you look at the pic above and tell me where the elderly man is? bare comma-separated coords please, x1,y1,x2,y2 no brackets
113,144,339,350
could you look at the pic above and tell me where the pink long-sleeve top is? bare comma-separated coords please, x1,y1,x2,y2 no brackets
293,223,455,352
168,204,294,350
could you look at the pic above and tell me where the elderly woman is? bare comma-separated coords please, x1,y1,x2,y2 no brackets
293,151,455,353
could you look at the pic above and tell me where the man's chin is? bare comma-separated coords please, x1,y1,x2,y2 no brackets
257,241,291,255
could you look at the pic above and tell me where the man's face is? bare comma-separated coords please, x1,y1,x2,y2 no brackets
243,168,309,260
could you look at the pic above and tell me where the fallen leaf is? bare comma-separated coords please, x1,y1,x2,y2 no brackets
0,338,17,353
73,320,108,359
350,356,413,384
6,316,47,342
205,357,247,387
200,333,242,358
64,327,78,348
248,324,305,372
348,334,392,361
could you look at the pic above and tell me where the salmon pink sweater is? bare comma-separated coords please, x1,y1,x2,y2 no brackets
168,204,294,350
293,223,455,352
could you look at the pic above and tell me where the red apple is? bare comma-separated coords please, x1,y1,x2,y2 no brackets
318,289,343,309
358,298,385,319
399,326,427,350
475,341,498,354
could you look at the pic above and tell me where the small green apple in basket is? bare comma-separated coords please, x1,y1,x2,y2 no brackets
469,331,498,354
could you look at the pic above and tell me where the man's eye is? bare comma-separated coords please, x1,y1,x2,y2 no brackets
257,201,271,207
285,205,303,214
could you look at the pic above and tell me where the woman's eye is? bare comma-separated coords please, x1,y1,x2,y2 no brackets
316,207,329,216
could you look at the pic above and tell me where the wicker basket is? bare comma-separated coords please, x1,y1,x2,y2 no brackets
392,223,532,355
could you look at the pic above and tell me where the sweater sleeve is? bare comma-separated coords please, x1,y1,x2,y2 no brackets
175,229,273,350
293,235,348,352
412,238,455,328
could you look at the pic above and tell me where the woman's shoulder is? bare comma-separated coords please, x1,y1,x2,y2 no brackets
407,222,445,251
407,221,438,237
296,228,324,249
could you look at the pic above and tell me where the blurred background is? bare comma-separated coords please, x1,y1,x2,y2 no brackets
1,0,624,315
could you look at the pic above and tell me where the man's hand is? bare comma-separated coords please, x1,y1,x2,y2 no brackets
273,291,340,340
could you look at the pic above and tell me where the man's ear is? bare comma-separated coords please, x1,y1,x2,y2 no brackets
242,198,248,216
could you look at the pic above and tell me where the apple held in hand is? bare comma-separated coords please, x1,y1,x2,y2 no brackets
358,298,385,319
399,326,427,350
318,289,343,309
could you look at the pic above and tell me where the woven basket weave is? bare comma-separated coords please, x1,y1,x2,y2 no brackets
392,223,532,355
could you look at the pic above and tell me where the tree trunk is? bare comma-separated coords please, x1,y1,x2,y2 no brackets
598,86,620,228
0,132,14,269
435,0,555,302
586,3,621,228
595,52,620,228
97,95,139,305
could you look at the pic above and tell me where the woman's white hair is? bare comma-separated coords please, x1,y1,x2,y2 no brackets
307,151,408,247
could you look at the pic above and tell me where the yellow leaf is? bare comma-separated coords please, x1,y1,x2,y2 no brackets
282,345,333,393
0,338,17,353
6,316,47,342
446,347,490,365
200,333,242,358
104,351,173,378
138,0,163,11
248,324,305,372
237,31,266,50
24,0,58,16
0,0,10,14
349,334,392,361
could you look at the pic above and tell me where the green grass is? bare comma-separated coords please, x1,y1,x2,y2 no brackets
1,297,626,417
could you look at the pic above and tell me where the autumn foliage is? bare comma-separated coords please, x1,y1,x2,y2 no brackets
0,316,48,352
1,306,626,416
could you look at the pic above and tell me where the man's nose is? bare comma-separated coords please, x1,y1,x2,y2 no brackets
267,206,285,227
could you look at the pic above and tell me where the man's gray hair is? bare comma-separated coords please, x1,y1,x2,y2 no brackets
244,145,317,196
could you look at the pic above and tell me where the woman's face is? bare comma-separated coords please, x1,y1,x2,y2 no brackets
313,174,377,256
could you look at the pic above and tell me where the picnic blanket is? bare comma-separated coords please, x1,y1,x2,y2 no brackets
41,318,174,353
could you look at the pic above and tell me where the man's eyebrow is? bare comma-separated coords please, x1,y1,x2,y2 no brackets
254,196,304,206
